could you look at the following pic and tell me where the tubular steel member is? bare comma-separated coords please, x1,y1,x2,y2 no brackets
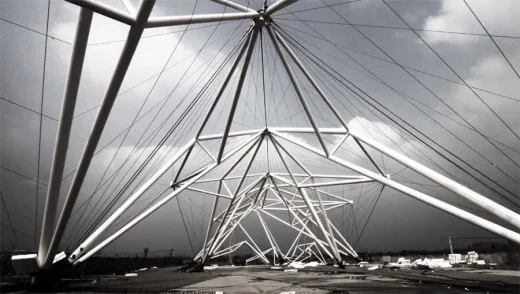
74,133,263,263
68,139,195,262
199,136,266,263
264,0,298,17
268,134,355,259
259,208,336,260
351,130,520,230
45,0,156,268
30,0,518,274
75,163,217,263
217,23,262,162
146,11,259,28
198,145,265,262
192,141,268,263
271,130,520,245
299,188,342,264
37,8,93,269
313,187,341,262
65,0,260,27
194,25,255,140
200,181,222,261
208,182,268,258
271,27,349,130
52,7,256,269
268,137,343,263
210,0,259,13
239,224,270,264
71,23,254,259
266,25,330,157
65,0,134,25
256,210,285,261
205,140,266,261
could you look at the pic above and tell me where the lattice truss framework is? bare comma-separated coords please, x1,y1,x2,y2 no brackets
26,0,520,270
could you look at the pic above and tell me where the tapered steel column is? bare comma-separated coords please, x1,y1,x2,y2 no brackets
37,8,93,269
45,0,155,268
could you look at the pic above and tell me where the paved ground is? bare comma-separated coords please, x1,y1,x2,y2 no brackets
68,269,218,292
196,267,499,293
175,274,327,293
463,269,520,277
62,265,519,293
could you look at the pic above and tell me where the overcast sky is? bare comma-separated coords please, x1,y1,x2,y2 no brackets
1,0,519,258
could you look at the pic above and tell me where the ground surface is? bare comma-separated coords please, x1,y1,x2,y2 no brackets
61,265,519,293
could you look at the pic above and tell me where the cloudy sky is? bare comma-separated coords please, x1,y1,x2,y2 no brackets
1,0,519,258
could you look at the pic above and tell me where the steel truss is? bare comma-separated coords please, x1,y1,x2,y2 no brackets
28,0,520,272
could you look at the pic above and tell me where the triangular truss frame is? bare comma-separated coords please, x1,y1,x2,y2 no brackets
31,0,520,271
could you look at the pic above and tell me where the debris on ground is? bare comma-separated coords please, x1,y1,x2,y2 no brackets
411,258,452,269
367,265,379,271
203,265,218,270
124,273,137,277
287,261,305,269
387,257,411,269
176,262,204,272
287,261,323,268
305,261,322,267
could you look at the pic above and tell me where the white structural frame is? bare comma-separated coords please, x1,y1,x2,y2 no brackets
31,0,520,272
